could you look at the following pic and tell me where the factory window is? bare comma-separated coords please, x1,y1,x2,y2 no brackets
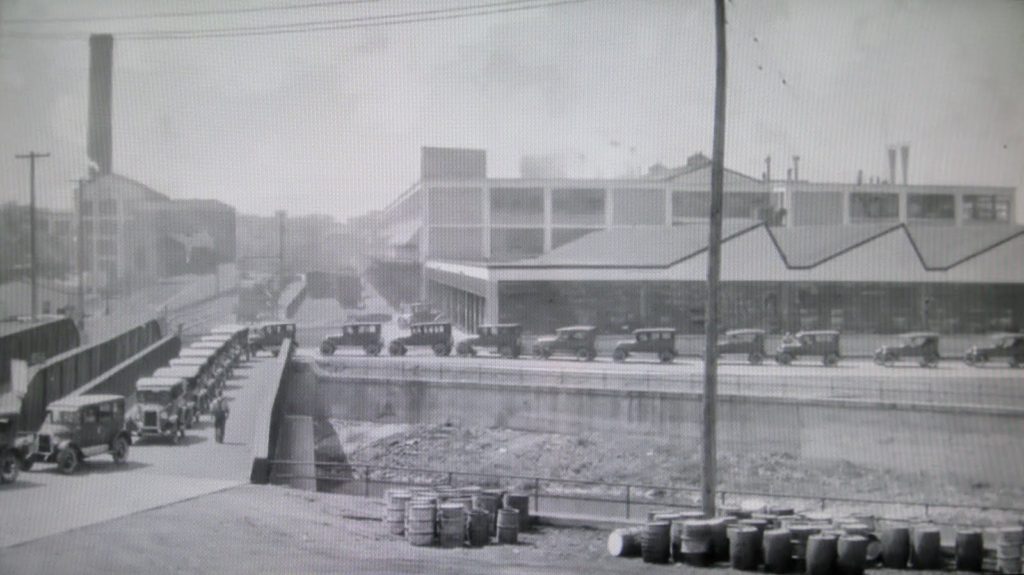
97,199,117,216
672,191,711,221
552,188,605,225
963,195,1010,222
907,194,954,221
428,187,483,225
850,192,899,221
723,192,771,219
491,187,543,225
491,228,544,260
613,189,665,225
552,228,598,249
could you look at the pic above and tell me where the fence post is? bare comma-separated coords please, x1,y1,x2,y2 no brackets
820,498,826,511
364,465,370,497
625,485,631,520
447,471,454,486
534,477,541,513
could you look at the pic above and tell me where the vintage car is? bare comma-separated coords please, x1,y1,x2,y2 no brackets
456,324,523,358
775,330,841,366
389,322,453,357
320,323,383,356
1,403,33,483
964,332,1024,368
127,377,192,442
613,328,678,363
715,328,767,365
180,346,234,380
874,332,941,367
533,326,598,361
249,322,297,357
169,354,225,392
208,324,251,361
152,365,211,413
25,394,131,474
201,334,245,363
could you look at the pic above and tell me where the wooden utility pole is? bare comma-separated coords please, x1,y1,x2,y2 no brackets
72,178,89,328
702,0,727,518
15,151,51,321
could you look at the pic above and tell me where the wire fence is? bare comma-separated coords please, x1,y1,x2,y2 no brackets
268,459,1024,529
306,357,1024,411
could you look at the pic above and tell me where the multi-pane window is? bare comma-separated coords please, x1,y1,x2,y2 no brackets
963,195,1010,222
850,192,899,221
491,188,543,225
552,188,605,225
907,194,955,220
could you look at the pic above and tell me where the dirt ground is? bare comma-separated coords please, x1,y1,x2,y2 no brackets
0,485,960,575
321,419,1024,527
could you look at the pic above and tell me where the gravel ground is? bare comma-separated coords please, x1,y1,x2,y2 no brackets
0,485,959,575
323,420,1024,527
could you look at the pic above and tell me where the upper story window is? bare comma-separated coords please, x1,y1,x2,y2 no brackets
552,188,605,226
963,194,1010,222
850,192,899,221
907,194,954,221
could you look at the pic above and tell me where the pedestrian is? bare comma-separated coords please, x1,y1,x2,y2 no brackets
212,392,230,443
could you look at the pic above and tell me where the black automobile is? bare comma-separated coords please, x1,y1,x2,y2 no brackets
456,324,523,358
389,322,453,357
715,328,767,365
964,333,1024,368
775,330,841,366
613,328,678,363
533,326,598,361
320,323,384,356
874,332,941,367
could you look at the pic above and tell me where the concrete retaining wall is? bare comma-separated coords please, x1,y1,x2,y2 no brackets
293,366,1024,487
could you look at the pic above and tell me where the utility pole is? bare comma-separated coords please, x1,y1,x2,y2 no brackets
15,151,50,321
702,0,727,518
71,177,89,328
276,210,287,287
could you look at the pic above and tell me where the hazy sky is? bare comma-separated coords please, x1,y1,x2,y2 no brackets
1,0,1022,222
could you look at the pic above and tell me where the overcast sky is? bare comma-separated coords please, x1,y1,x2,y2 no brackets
1,0,1022,222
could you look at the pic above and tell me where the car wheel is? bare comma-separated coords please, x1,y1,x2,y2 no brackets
776,352,793,366
884,352,897,367
111,437,129,464
498,345,513,358
533,348,546,359
659,350,675,364
170,426,182,445
1009,355,1021,368
389,342,404,356
57,448,79,475
613,349,627,363
824,353,839,367
19,459,33,472
748,352,763,366
963,353,975,367
432,343,449,357
320,342,336,356
364,344,381,356
0,451,18,483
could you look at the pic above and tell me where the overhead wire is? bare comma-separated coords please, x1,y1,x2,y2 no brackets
2,0,384,25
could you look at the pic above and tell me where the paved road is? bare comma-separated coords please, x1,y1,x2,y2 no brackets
0,355,280,549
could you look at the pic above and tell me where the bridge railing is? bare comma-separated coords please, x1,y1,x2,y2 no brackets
250,338,296,483
268,459,1024,529
308,358,1024,412
66,334,181,401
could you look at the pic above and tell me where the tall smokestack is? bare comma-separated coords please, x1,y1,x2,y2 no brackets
857,169,863,186
900,144,909,186
88,34,114,176
786,168,792,182
792,155,800,182
887,146,897,185
765,155,772,182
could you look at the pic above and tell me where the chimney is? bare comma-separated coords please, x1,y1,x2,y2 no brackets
88,34,114,176
887,146,897,187
857,169,863,186
765,155,772,182
900,144,909,186
786,168,792,182
792,155,800,182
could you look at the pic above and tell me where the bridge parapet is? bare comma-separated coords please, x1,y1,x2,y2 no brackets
249,338,295,483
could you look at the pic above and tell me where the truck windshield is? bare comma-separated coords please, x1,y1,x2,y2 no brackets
137,390,171,404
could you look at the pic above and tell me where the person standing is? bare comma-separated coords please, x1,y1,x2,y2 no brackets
212,392,230,443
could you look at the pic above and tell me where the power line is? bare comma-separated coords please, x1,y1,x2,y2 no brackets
1,0,383,25
2,0,587,41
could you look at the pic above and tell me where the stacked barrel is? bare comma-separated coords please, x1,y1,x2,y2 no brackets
607,504,1024,573
382,487,531,549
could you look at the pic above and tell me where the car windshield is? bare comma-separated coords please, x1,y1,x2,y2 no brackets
50,410,79,425
137,390,171,404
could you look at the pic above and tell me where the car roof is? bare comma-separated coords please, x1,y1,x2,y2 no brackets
726,328,766,335
210,324,248,334
899,331,939,338
991,332,1024,339
556,325,597,332
634,327,676,333
259,321,295,328
479,323,521,329
411,322,450,327
170,357,209,365
342,322,380,327
795,330,840,336
179,348,217,358
136,377,185,389
201,334,233,342
190,342,226,349
49,394,124,409
153,365,202,377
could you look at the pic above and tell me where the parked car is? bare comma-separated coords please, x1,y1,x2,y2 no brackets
208,324,251,360
964,332,1024,368
24,394,131,474
396,303,441,329
1,404,32,483
533,326,598,361
169,354,225,392
389,323,453,357
201,334,245,363
775,330,841,366
320,323,383,356
249,322,297,357
456,324,523,358
152,365,211,413
874,332,941,367
181,345,234,380
613,328,678,363
127,377,191,443
715,329,767,365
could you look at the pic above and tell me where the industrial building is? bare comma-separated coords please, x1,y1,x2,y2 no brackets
370,147,1021,334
